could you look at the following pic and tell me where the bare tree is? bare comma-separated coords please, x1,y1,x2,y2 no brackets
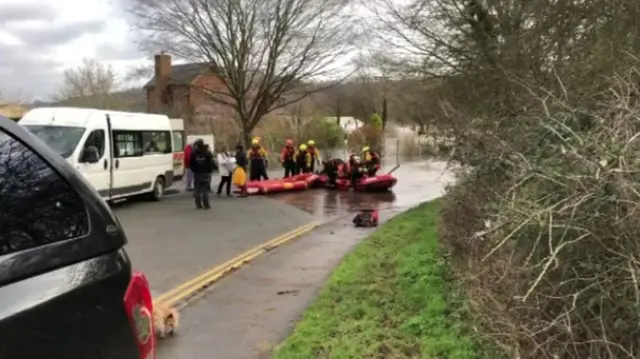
366,0,640,358
127,0,361,145
55,58,121,108
0,88,31,104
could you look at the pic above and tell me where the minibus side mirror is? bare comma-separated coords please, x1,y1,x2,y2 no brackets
81,146,100,163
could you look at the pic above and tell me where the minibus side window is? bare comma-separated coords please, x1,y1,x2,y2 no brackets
83,130,105,158
172,131,184,152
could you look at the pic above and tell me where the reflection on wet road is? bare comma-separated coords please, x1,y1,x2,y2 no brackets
272,190,396,217
270,161,454,218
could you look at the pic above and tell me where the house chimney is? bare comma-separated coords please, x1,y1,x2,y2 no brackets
149,52,172,113
154,52,172,81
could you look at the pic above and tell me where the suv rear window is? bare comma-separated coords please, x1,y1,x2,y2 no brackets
0,129,89,255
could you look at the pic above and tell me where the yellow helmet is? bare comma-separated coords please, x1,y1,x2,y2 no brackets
307,140,315,146
362,146,370,152
251,138,259,145
299,144,308,151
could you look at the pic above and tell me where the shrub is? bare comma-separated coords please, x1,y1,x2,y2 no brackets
439,71,640,358
348,123,383,153
249,115,347,162
302,116,345,151
209,114,345,153
369,113,383,128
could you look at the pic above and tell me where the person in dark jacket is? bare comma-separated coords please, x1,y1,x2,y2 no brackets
203,143,216,192
189,139,214,209
348,154,364,191
248,138,269,181
321,158,345,187
235,143,248,197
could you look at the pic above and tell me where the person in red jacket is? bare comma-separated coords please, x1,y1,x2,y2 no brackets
184,142,194,191
280,139,296,177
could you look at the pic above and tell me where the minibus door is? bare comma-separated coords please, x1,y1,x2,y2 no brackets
106,114,115,198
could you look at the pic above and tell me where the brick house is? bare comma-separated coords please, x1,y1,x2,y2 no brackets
144,52,321,136
143,53,233,133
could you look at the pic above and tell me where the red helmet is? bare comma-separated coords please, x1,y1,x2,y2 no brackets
285,139,293,146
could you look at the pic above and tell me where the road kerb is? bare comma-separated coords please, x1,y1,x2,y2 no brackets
154,221,321,307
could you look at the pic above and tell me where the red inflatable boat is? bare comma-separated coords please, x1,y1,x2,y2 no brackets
245,173,319,195
317,173,397,192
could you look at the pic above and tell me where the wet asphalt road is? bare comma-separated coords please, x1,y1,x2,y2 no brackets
112,189,314,296
156,161,455,358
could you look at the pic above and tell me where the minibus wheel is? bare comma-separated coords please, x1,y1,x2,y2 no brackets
151,177,165,201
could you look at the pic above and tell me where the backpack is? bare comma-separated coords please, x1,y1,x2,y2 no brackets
195,151,218,173
352,209,379,227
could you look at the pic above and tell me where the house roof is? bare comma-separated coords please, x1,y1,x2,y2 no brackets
143,63,275,90
143,63,210,88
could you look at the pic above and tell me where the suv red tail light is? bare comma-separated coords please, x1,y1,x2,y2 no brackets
124,271,156,359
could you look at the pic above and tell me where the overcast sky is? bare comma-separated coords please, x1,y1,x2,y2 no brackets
0,0,148,102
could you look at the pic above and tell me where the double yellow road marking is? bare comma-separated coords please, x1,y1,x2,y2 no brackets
154,220,321,307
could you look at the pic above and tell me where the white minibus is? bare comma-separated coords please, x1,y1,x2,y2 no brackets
20,107,175,201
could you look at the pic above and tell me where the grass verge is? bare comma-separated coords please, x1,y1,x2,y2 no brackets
272,200,481,359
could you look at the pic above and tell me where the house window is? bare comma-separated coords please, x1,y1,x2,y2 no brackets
161,87,174,107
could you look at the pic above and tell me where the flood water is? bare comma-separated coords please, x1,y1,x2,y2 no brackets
271,161,455,218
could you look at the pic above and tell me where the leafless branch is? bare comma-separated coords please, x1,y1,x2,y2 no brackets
127,0,362,143
0,88,31,105
54,58,122,108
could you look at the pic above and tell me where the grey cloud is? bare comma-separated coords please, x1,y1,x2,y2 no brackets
0,43,64,100
8,20,107,48
0,2,57,25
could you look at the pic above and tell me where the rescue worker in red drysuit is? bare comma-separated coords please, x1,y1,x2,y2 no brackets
321,158,345,187
280,139,296,177
248,138,269,181
362,146,381,176
295,144,312,173
306,140,321,173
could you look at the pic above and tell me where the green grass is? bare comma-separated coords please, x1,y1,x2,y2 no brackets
272,200,480,359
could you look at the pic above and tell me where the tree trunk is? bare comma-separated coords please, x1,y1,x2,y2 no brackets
242,122,252,148
381,96,388,129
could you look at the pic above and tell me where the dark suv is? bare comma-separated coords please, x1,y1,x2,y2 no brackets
0,115,156,358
